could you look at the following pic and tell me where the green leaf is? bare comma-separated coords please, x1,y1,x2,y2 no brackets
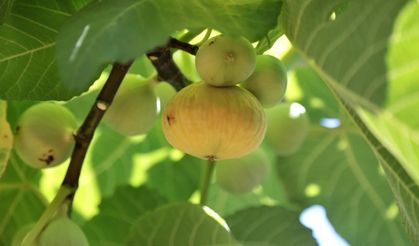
146,155,202,202
226,206,315,246
0,0,92,100
127,202,238,245
82,185,168,245
281,0,407,105
56,0,282,93
0,0,14,24
0,152,47,245
281,0,419,241
277,128,410,245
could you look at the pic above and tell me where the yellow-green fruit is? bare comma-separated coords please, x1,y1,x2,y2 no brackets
216,148,271,194
15,102,77,168
195,35,256,87
11,223,34,246
265,102,309,155
162,82,266,160
104,74,159,136
241,55,288,108
38,217,89,246
153,82,177,110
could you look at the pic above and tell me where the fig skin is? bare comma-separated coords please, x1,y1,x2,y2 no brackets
241,55,288,108
15,102,77,169
104,74,159,136
195,35,256,87
38,217,89,246
216,148,271,194
162,82,266,160
265,102,309,155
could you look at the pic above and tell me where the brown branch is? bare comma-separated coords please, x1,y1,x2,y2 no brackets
62,61,133,190
146,37,198,91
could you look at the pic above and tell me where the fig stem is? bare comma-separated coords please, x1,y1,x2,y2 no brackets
21,185,74,246
59,61,133,209
200,158,216,206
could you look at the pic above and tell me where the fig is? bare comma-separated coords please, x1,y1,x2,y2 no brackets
153,81,177,110
195,35,256,87
15,102,77,169
0,117,13,177
104,74,159,136
38,217,89,246
241,55,288,108
216,148,271,194
265,102,309,155
162,82,266,160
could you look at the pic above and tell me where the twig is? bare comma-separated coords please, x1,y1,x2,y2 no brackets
146,37,198,91
62,61,133,190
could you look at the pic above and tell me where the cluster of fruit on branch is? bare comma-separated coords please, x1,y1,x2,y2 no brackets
6,34,310,245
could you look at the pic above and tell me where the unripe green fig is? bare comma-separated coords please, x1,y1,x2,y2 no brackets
15,102,77,168
11,223,34,246
195,35,256,87
38,217,89,246
153,81,177,110
216,148,271,194
104,74,159,136
162,82,266,160
241,55,288,108
265,102,309,155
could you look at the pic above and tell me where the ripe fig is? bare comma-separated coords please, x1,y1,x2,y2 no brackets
195,35,256,87
265,102,309,155
15,102,77,168
241,55,288,108
38,217,89,246
162,82,266,160
216,148,271,194
104,74,159,136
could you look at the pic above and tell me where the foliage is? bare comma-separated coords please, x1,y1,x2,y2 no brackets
1,0,419,245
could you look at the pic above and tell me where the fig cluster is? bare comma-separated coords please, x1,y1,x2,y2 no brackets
162,34,307,160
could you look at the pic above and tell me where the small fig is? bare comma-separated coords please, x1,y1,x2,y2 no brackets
265,102,309,155
104,74,159,136
38,217,89,246
153,81,177,110
15,102,77,168
241,55,288,108
216,148,271,194
162,82,266,160
195,35,256,87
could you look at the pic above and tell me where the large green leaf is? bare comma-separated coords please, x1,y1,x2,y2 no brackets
226,206,315,246
0,0,90,100
0,152,47,245
0,0,14,24
277,128,410,245
82,185,167,245
56,0,282,93
282,0,406,105
127,202,238,245
281,0,419,241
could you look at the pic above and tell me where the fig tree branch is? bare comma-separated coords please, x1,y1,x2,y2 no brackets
146,37,198,91
62,61,133,191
